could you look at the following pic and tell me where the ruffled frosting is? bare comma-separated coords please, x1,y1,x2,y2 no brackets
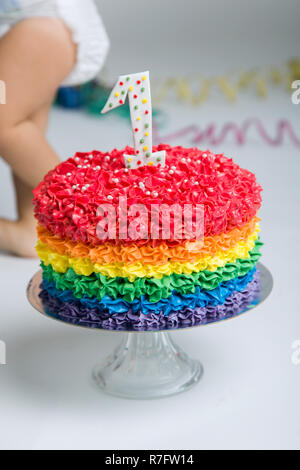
41,239,262,302
36,230,259,280
33,145,262,244
37,217,259,265
39,271,261,330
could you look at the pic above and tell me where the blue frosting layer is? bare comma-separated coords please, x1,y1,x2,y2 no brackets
42,268,256,316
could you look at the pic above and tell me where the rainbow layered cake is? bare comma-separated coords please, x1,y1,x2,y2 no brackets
34,145,263,330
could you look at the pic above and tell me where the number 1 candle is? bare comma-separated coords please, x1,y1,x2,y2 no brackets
101,71,166,169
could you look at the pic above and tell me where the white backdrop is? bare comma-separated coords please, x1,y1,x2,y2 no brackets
97,0,300,75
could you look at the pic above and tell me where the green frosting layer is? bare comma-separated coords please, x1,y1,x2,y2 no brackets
41,240,263,303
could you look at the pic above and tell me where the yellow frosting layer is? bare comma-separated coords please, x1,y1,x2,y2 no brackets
37,217,259,265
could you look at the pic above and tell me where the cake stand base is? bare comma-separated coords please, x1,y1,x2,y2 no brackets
92,331,203,399
27,263,273,400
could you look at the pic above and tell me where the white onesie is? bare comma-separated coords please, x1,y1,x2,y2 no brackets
0,0,109,86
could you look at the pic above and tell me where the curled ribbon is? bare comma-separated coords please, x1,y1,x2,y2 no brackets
153,119,300,148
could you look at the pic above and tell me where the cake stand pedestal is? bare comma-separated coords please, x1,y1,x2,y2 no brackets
27,263,272,400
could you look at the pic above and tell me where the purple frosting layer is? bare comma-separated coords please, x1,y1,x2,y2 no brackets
39,271,261,331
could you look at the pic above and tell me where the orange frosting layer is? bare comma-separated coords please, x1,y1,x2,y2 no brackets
37,216,259,266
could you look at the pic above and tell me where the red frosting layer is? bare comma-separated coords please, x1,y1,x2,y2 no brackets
33,145,262,245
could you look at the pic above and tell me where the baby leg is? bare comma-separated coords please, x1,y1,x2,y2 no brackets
0,18,76,256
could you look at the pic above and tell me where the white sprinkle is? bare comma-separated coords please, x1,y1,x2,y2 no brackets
87,164,91,168
139,182,145,188
171,166,176,170
86,184,90,187
106,156,110,161
124,169,129,173
153,192,158,197
114,170,119,174
195,181,199,185
169,170,174,175
67,173,72,176
181,158,186,162
75,157,79,162
167,189,172,192
72,185,77,190
89,155,93,159
114,178,119,183
197,160,201,164
82,187,87,192
184,179,188,183
146,191,151,196
203,153,207,157
107,195,113,200
78,165,82,168
187,158,191,162
84,160,88,163
96,166,101,170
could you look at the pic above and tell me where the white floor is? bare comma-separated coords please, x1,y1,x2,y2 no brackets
0,87,299,450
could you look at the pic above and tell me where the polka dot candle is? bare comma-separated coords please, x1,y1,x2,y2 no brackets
101,71,166,169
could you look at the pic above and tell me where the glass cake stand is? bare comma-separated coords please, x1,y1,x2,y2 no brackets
27,263,272,400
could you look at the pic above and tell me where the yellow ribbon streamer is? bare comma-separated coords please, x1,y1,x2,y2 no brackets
149,60,300,106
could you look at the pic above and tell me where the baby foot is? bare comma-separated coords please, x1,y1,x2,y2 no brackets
0,218,37,258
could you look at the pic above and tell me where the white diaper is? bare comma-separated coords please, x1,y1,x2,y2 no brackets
0,0,110,86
